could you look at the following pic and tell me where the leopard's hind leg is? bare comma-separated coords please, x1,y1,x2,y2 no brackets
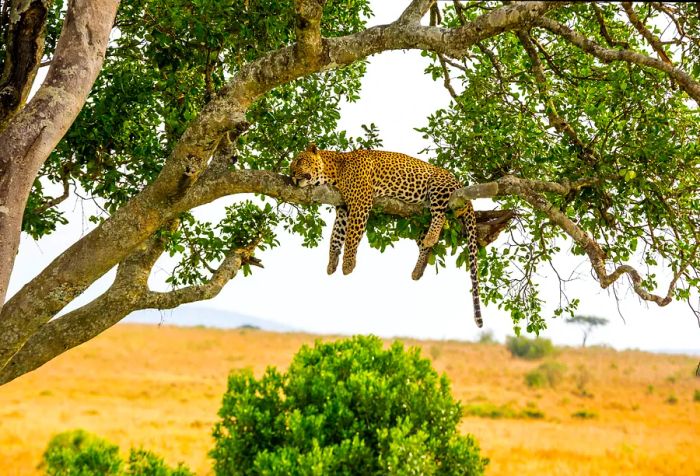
412,244,431,281
412,226,432,280
422,173,459,248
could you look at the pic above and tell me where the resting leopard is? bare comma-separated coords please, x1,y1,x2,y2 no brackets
290,144,482,327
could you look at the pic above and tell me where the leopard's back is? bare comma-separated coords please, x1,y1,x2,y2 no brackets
340,150,461,203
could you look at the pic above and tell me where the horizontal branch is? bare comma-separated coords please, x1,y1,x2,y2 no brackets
497,175,675,307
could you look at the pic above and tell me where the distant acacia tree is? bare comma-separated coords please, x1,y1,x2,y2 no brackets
1,1,700,384
568,315,609,348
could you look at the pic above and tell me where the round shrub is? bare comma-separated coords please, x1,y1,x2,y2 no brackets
41,429,193,476
42,430,122,476
211,335,487,475
506,335,556,360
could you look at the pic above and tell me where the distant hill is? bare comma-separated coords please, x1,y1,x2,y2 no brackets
123,305,296,332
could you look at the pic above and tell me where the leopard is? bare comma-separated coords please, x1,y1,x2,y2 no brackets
290,143,482,327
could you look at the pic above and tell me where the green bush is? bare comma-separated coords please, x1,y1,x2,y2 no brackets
211,335,488,475
571,409,597,420
505,336,555,360
524,361,567,389
42,430,122,476
462,402,544,420
694,389,700,402
41,430,193,476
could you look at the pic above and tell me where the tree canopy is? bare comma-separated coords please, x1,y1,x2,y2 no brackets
1,0,699,384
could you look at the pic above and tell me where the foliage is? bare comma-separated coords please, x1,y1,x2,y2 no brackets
42,430,122,476
525,361,567,388
693,389,700,403
416,2,700,332
41,430,193,476
462,401,544,420
506,335,556,360
571,409,597,420
210,335,487,475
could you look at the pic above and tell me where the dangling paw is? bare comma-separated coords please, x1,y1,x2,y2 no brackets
327,251,340,275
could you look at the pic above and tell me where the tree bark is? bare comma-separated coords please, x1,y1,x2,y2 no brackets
0,0,119,366
0,0,50,129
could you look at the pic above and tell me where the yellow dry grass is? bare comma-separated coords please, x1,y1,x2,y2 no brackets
0,324,698,475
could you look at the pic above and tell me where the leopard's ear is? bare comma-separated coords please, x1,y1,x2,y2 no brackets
307,143,318,154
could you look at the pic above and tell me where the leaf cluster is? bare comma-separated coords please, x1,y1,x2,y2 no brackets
416,2,700,331
211,335,487,475
42,429,193,476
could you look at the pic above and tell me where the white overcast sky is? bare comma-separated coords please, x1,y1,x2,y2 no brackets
7,2,700,354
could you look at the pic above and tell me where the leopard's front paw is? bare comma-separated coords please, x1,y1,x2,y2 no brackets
327,252,340,275
342,258,356,275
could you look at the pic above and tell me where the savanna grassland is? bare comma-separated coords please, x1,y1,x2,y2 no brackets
0,324,698,476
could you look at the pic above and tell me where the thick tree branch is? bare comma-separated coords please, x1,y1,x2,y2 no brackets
535,16,700,104
0,225,256,385
294,0,326,61
398,0,435,25
0,226,170,384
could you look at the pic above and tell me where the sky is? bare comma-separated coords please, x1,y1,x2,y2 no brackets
6,2,700,354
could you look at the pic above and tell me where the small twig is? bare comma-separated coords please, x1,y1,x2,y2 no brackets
35,174,71,213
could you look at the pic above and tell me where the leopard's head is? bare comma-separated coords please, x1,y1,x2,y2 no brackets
290,143,325,187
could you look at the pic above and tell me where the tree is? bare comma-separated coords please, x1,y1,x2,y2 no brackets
567,315,609,347
1,1,699,385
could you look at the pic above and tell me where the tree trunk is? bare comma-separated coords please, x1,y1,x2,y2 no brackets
0,0,119,365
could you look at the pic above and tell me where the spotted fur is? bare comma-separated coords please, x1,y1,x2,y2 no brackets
290,143,483,327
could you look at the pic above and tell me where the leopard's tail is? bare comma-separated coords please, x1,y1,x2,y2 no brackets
458,203,483,328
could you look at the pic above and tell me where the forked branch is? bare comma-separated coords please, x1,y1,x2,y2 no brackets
0,228,260,385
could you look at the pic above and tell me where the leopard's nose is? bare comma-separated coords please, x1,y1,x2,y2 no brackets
303,173,311,180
